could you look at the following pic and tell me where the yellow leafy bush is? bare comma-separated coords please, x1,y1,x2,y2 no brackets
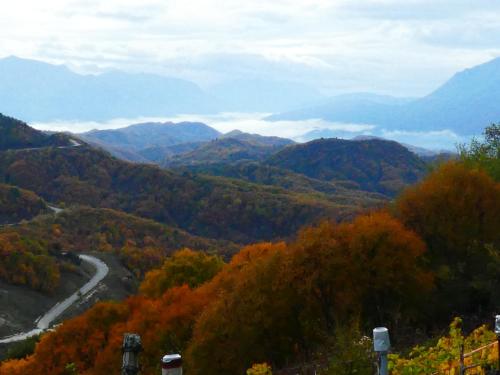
247,363,273,375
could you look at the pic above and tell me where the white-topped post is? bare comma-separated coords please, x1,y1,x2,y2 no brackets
162,354,182,375
373,327,390,375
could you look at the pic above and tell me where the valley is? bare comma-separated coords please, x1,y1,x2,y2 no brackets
2,2,500,374
0,57,499,375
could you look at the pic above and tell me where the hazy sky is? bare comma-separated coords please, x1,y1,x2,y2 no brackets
1,0,500,96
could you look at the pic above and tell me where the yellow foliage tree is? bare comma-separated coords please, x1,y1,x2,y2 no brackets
247,363,273,375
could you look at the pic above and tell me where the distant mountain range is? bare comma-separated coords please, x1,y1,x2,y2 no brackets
0,56,216,122
0,56,325,122
269,57,500,136
2,55,500,137
80,121,221,150
208,78,324,112
77,121,221,162
76,120,449,168
268,93,414,125
77,122,295,164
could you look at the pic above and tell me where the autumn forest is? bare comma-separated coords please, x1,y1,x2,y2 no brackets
0,110,498,374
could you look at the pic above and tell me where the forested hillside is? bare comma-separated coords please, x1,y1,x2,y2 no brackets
0,114,70,151
0,206,237,292
220,130,295,147
178,162,386,206
0,184,47,224
163,138,287,167
266,138,427,196
0,143,355,243
0,231,61,293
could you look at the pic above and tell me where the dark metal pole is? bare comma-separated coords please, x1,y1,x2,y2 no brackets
122,333,142,375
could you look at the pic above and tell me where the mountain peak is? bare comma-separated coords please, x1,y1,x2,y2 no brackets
0,55,69,71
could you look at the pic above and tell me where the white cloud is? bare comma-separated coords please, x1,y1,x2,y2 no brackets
32,113,374,139
1,0,499,96
32,113,466,150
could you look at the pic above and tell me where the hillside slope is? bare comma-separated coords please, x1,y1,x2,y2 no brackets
0,184,48,224
0,113,70,151
180,162,386,207
220,130,295,147
0,143,353,243
265,138,427,196
16,206,237,256
163,138,287,167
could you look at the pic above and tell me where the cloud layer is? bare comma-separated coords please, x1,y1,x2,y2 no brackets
32,112,464,151
1,0,499,96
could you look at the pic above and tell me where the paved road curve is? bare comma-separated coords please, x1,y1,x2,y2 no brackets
0,254,109,344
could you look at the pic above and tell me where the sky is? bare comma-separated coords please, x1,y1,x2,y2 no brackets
1,0,500,96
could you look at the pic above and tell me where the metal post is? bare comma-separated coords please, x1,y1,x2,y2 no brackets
373,327,390,375
162,354,183,375
122,333,142,375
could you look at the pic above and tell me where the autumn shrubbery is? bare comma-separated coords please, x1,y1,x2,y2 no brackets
389,317,498,374
0,232,60,293
0,183,47,224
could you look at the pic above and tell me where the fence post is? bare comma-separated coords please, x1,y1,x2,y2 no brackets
161,354,183,375
122,333,142,375
373,327,390,375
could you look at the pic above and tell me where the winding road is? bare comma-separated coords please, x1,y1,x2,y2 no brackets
0,254,109,344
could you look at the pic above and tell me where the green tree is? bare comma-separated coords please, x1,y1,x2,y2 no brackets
323,322,374,375
459,123,500,180
139,248,224,298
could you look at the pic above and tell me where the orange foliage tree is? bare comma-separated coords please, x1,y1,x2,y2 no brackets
287,212,433,332
186,214,432,375
395,162,500,315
